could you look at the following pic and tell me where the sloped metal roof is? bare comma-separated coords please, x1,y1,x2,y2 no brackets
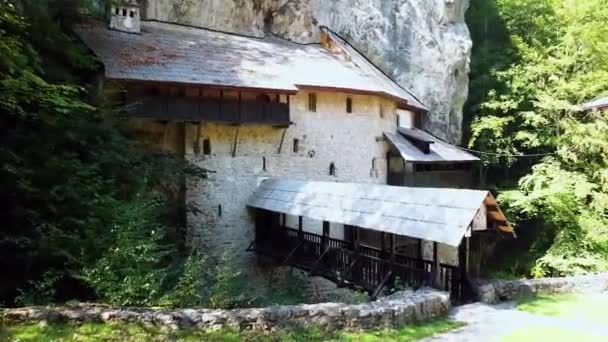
321,27,427,111
384,128,479,163
74,20,426,110
247,178,498,246
579,96,608,112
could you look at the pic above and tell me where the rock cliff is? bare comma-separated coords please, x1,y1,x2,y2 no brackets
143,0,471,143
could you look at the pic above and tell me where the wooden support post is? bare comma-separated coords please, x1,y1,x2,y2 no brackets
237,91,242,124
231,126,239,157
194,121,203,155
353,227,360,254
162,121,169,151
433,242,440,287
277,127,287,154
380,232,386,259
322,221,330,250
281,213,286,228
389,234,396,266
298,216,303,241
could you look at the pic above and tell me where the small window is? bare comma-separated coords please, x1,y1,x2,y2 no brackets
122,8,127,16
308,93,317,112
218,205,222,217
379,104,384,118
129,10,135,18
114,7,119,15
329,162,336,176
346,97,353,113
262,157,267,171
293,138,299,153
203,138,211,155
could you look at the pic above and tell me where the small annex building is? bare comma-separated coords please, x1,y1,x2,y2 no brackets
74,1,513,301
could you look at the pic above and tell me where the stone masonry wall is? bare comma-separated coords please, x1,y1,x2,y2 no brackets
475,273,608,304
185,91,398,270
1,288,450,331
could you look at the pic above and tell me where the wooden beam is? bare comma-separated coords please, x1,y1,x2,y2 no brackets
433,241,439,287
371,270,393,300
281,241,304,265
389,234,396,265
231,126,239,157
298,216,303,240
487,210,505,222
194,121,202,155
277,127,288,154
309,245,332,275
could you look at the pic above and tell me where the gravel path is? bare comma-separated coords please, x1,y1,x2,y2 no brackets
423,301,608,341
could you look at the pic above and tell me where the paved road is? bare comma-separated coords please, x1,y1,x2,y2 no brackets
423,301,608,341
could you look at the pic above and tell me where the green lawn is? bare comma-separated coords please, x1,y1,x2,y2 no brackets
502,325,607,342
0,319,463,342
516,292,608,324
500,292,608,342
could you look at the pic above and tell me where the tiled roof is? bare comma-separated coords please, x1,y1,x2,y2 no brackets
384,128,479,163
74,20,427,110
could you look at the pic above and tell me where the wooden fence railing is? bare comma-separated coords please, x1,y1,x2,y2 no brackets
256,227,463,300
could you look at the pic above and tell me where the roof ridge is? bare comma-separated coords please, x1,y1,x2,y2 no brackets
319,26,427,111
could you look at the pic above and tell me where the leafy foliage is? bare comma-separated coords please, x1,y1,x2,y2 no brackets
0,0,211,306
467,0,608,276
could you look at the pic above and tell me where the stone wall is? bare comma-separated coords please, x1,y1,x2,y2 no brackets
1,288,450,331
185,91,398,271
475,273,608,304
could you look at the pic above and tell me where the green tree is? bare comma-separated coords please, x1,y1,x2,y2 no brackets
467,0,608,276
0,0,206,305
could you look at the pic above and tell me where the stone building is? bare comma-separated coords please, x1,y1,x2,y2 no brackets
75,2,513,299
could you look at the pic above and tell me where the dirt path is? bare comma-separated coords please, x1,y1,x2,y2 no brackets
423,301,608,341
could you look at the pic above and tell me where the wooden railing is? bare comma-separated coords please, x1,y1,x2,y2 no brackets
255,227,463,299
130,96,290,125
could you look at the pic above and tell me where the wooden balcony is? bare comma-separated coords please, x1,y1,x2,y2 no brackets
130,96,290,126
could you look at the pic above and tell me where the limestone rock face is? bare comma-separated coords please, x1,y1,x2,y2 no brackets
144,0,471,143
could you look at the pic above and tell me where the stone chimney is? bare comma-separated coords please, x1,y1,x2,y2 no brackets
110,0,141,34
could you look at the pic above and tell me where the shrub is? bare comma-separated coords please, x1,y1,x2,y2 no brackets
80,200,173,306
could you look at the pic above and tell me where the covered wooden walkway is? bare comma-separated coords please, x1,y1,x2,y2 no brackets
247,178,513,301
249,211,463,300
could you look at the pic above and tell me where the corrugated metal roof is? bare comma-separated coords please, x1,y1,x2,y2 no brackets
384,128,479,163
579,96,608,111
74,20,426,110
247,178,495,246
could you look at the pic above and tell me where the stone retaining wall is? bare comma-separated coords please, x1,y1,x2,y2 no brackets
0,288,449,331
475,273,608,304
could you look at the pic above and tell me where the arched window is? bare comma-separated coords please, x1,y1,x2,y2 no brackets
329,162,336,176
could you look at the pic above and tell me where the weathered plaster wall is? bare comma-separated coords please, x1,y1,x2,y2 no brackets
143,0,472,144
1,288,450,331
181,91,397,268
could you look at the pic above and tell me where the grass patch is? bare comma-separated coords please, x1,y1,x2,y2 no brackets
516,293,608,324
501,325,606,342
0,318,463,342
